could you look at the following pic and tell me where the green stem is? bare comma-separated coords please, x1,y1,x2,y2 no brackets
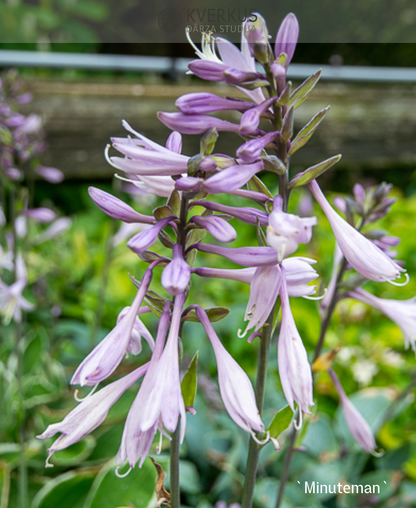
274,418,298,508
11,185,28,508
170,419,181,508
241,305,276,508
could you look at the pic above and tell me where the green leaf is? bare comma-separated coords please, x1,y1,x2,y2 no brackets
52,435,96,466
185,247,197,267
247,175,273,199
23,335,42,374
83,459,156,508
288,155,342,189
144,290,168,316
287,70,322,110
0,462,10,508
289,106,330,156
281,106,294,143
182,307,230,323
167,189,181,217
267,405,293,439
181,352,198,409
186,228,207,249
32,470,95,508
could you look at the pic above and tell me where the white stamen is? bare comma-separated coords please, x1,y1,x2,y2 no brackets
156,431,163,455
115,465,132,478
371,448,385,458
74,383,99,402
250,429,270,445
104,144,121,169
45,454,54,468
294,410,303,430
384,272,409,287
303,288,327,301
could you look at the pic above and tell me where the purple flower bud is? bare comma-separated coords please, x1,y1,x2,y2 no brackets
271,62,286,93
38,363,149,467
196,306,264,433
309,180,405,283
192,200,268,227
191,215,237,243
278,266,314,414
244,14,270,63
195,243,277,267
175,177,203,193
353,183,365,204
223,68,263,85
71,269,153,386
203,161,264,194
274,13,299,66
237,131,279,163
333,196,346,214
239,97,276,135
193,267,256,284
89,187,155,224
33,217,72,245
24,208,56,223
35,166,64,184
176,93,254,115
127,216,175,254
328,369,376,453
157,112,242,135
166,131,182,154
161,245,191,296
4,167,21,181
188,59,230,81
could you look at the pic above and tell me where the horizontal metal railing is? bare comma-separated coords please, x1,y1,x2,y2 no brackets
1,50,416,83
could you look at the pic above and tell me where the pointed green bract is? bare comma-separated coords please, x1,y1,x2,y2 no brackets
289,106,330,156
287,69,322,110
267,405,293,439
182,307,230,323
200,128,218,156
248,175,273,199
288,155,342,189
181,352,199,411
281,106,294,143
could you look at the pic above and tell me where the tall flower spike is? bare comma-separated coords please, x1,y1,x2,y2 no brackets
71,267,154,386
309,180,405,283
38,363,149,467
278,265,314,414
196,306,264,434
348,288,416,352
328,369,377,453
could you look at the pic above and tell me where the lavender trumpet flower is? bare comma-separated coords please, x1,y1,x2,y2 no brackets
309,180,405,283
328,369,377,453
89,187,155,225
239,98,276,136
191,215,237,243
348,287,416,351
161,244,191,296
195,243,278,267
278,266,314,414
116,307,155,355
71,268,153,386
0,255,34,324
157,112,247,136
196,306,264,434
191,200,268,227
38,363,149,467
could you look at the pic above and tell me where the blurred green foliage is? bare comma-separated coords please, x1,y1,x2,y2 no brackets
1,178,416,507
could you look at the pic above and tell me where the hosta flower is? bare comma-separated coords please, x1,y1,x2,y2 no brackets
116,306,154,355
38,363,149,467
0,255,34,324
348,287,416,351
196,306,264,434
161,244,191,296
71,268,153,387
309,180,405,283
329,369,376,453
278,266,314,414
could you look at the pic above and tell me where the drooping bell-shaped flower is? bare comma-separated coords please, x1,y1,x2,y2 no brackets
191,215,237,243
127,216,175,254
309,180,405,283
328,369,377,453
237,131,279,163
0,255,34,324
71,269,153,386
267,195,317,262
203,161,264,195
348,287,416,351
161,244,191,296
116,307,155,355
239,99,276,136
38,363,149,467
278,266,314,414
196,306,264,434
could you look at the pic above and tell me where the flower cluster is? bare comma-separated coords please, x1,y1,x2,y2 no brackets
38,11,415,478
